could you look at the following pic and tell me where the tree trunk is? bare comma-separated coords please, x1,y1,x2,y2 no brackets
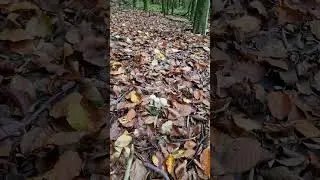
133,0,136,8
189,0,196,21
162,0,166,16
143,0,149,10
171,0,174,14
192,0,209,34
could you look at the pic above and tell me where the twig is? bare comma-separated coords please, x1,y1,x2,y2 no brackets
144,162,170,180
124,145,134,180
21,82,77,128
186,133,208,167
111,87,134,106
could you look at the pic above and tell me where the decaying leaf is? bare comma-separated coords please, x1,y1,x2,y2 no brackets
200,147,210,177
32,151,82,180
232,113,262,131
114,131,132,148
166,154,175,176
292,120,320,138
267,92,292,120
67,103,90,131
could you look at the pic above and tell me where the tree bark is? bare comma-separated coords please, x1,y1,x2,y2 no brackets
192,0,209,34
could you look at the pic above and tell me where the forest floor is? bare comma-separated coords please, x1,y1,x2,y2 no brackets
212,0,320,180
110,9,210,179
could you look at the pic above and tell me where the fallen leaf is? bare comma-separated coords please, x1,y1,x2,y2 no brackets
46,132,88,146
114,131,132,148
127,91,142,104
267,91,291,120
65,29,81,44
184,140,197,149
33,151,82,180
200,147,210,177
130,159,148,180
50,92,82,118
228,15,261,33
152,154,160,166
310,20,320,40
249,0,267,17
276,157,305,166
67,103,90,131
175,160,188,180
0,29,33,42
8,2,39,12
232,113,262,131
25,14,52,38
119,109,136,127
161,120,173,134
221,137,274,174
166,154,175,176
292,120,320,138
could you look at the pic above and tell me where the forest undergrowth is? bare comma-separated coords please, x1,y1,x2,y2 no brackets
110,9,210,179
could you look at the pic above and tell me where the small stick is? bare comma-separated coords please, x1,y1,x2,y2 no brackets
21,82,77,127
144,162,170,180
124,145,134,180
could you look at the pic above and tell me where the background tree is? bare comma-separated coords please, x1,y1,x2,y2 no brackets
192,0,209,34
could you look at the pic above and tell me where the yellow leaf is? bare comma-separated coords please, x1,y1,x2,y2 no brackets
152,155,159,166
67,103,90,131
114,131,132,148
172,149,185,159
50,92,82,118
8,2,39,12
128,91,141,104
166,155,175,175
200,147,210,177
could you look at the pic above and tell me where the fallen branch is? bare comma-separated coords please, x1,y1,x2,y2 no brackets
144,162,170,180
124,145,134,180
21,82,77,128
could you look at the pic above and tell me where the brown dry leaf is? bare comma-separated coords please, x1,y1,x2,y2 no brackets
143,115,157,124
67,103,90,131
184,140,197,149
232,62,265,83
79,36,106,67
276,157,305,166
50,92,82,118
249,0,267,17
127,90,142,104
267,91,292,120
119,109,136,127
221,137,274,174
166,154,175,176
310,20,320,40
172,101,194,117
200,147,210,178
25,14,52,38
10,75,37,102
0,29,33,42
260,166,303,180
32,151,82,180
228,15,261,33
130,159,148,180
232,113,262,131
65,29,81,44
292,120,320,138
175,160,188,180
46,132,88,146
64,43,73,57
7,1,39,12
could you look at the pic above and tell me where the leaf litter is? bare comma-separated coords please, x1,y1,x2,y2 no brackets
213,0,320,179
110,9,209,180
0,0,108,179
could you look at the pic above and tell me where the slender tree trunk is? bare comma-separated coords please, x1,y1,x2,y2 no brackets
133,0,136,8
143,0,149,10
192,0,209,34
162,0,166,16
189,0,196,21
171,0,174,14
